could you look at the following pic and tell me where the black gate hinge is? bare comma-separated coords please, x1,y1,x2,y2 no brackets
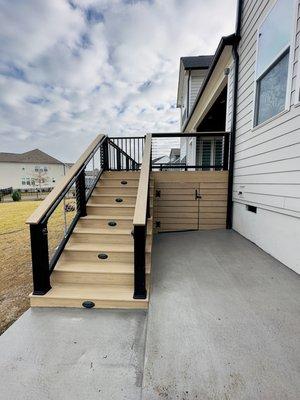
156,190,161,198
155,221,161,228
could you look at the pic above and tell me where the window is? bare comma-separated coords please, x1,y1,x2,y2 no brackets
254,0,294,126
21,178,25,185
197,137,224,170
35,166,39,172
44,166,48,172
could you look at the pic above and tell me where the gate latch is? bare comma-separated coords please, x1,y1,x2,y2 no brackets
195,189,202,200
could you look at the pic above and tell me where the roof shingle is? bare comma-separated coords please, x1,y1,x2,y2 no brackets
0,149,63,164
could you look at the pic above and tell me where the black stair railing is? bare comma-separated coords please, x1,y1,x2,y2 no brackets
27,135,140,296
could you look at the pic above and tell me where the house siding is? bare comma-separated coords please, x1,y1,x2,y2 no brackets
232,0,300,273
189,71,206,111
0,162,66,190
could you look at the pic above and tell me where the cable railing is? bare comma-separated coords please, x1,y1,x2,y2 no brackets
151,132,229,171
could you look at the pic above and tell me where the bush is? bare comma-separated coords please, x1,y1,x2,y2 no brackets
12,190,21,202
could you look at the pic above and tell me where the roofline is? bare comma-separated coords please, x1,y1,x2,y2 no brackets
0,160,64,164
182,33,238,132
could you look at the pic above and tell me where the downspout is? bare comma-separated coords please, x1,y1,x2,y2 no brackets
226,0,243,229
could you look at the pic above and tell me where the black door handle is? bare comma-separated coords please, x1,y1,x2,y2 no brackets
195,189,202,200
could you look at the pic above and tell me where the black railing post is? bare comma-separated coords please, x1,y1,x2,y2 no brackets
76,170,87,217
103,138,109,170
126,157,129,171
116,148,121,171
133,225,147,299
30,222,51,295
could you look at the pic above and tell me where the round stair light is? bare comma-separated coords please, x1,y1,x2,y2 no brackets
98,253,108,260
115,198,123,203
108,221,117,227
82,300,95,309
121,180,127,185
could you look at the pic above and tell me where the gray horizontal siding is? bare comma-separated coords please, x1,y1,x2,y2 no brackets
233,0,300,218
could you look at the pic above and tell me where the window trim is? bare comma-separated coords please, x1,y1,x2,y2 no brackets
252,0,297,129
292,1,300,106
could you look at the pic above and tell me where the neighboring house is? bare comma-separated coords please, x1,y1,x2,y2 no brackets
177,0,300,273
0,149,68,190
152,155,170,165
169,148,180,164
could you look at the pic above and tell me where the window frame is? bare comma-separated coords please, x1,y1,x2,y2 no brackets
252,0,297,129
292,1,300,106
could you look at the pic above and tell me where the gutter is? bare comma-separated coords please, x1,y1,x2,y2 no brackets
226,0,243,229
182,33,237,132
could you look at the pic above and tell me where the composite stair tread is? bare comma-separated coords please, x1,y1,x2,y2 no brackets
55,261,151,274
87,203,135,208
80,215,134,220
74,227,132,235
73,227,152,235
91,194,137,198
30,283,149,304
65,242,152,253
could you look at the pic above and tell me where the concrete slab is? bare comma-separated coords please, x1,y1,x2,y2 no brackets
0,308,147,400
142,230,300,400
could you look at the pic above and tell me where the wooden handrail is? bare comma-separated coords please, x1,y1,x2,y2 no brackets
26,134,105,225
133,133,152,226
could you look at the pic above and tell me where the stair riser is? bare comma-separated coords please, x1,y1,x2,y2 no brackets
77,219,133,229
51,271,135,286
97,180,139,188
70,233,152,245
86,206,134,216
102,171,140,178
30,297,148,309
93,187,138,195
70,233,133,244
89,196,137,205
61,251,151,264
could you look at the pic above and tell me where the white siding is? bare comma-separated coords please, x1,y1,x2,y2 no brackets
233,0,300,273
0,162,66,190
189,70,207,111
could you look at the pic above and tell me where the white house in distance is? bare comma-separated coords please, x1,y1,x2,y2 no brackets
0,149,67,190
177,0,300,273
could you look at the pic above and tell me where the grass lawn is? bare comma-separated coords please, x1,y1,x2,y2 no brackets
0,199,75,334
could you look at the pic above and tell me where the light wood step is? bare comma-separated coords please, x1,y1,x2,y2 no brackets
70,227,152,244
30,283,148,309
97,180,139,188
51,261,150,285
61,242,152,264
89,194,137,205
93,186,138,195
77,215,134,229
101,171,140,179
86,204,135,216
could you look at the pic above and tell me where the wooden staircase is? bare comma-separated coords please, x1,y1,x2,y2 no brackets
30,171,153,309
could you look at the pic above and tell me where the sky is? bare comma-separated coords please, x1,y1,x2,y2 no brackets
0,0,236,162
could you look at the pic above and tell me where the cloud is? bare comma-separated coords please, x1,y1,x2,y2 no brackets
0,0,236,162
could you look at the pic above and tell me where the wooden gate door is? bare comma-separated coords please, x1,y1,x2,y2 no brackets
154,181,199,232
153,171,228,233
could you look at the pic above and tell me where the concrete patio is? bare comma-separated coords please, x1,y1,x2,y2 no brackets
1,230,300,399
